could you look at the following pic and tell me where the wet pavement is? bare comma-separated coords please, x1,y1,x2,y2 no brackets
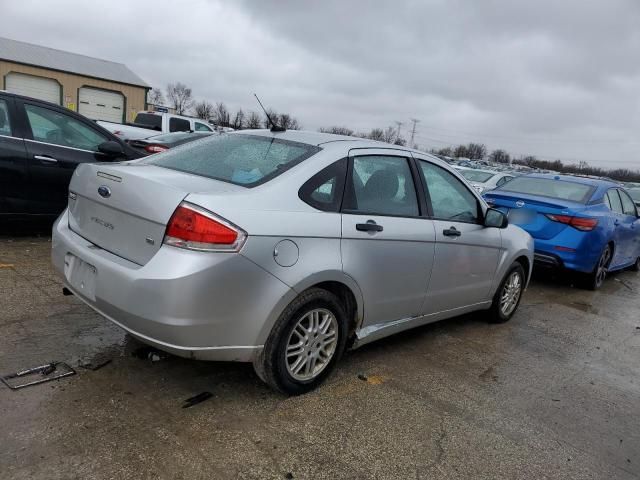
1,234,639,479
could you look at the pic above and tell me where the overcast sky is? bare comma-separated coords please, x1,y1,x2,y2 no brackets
2,0,640,169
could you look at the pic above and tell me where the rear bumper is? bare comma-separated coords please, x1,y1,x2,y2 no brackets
51,210,294,362
532,234,602,273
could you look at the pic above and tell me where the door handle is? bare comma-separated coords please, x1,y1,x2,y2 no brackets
443,226,462,237
34,155,58,164
356,221,383,232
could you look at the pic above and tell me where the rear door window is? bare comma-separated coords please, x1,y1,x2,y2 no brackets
343,155,419,217
25,104,108,151
0,99,12,136
619,189,637,216
144,134,320,187
606,190,624,214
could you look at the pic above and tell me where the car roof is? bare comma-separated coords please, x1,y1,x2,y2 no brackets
235,129,406,149
524,173,621,188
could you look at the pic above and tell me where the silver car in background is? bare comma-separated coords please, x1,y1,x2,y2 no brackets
52,131,533,394
456,167,516,194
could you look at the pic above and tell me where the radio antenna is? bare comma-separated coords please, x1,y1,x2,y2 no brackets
254,93,285,132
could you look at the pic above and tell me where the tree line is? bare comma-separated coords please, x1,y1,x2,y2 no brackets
317,129,639,182
429,144,640,183
147,83,301,130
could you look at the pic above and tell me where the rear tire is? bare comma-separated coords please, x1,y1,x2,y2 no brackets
253,288,348,395
584,245,612,290
630,256,640,272
487,263,525,324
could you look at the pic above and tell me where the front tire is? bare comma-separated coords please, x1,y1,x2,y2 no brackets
487,262,525,324
630,256,640,272
253,288,348,395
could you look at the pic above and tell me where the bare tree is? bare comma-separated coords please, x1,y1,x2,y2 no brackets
382,126,398,144
466,143,487,160
489,149,510,164
166,82,193,115
212,102,230,127
394,136,407,146
319,126,354,136
435,147,454,157
454,145,469,158
245,111,262,129
366,128,385,142
231,109,245,130
194,100,214,120
147,88,164,106
279,113,301,130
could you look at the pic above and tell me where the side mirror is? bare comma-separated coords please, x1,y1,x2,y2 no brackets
98,140,124,157
484,208,508,228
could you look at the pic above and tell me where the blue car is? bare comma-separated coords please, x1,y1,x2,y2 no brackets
484,174,640,289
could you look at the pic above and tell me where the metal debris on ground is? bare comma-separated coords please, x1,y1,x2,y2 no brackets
182,391,213,408
79,359,112,371
1,362,76,390
132,346,168,362
357,373,368,381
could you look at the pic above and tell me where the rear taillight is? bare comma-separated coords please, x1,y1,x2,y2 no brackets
164,203,247,252
545,214,598,231
145,144,169,154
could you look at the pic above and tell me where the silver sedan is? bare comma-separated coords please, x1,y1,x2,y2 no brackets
52,130,533,394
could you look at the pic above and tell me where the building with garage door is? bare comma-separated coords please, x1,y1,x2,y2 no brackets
0,37,149,123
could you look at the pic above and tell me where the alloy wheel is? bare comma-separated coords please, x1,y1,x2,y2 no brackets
285,308,338,381
595,247,611,288
500,271,522,317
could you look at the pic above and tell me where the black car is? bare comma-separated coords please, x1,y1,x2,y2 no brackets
0,91,142,217
127,131,215,156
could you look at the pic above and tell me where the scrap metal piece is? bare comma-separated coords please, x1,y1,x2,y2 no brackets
1,362,76,390
182,391,213,408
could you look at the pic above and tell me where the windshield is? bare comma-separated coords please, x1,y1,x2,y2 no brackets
143,134,320,187
459,170,495,183
497,177,594,203
627,188,640,202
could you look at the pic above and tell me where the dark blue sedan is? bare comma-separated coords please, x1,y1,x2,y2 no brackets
484,174,640,289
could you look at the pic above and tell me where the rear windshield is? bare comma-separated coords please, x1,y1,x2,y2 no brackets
459,170,495,183
497,177,594,203
134,113,162,129
148,131,211,143
143,134,320,187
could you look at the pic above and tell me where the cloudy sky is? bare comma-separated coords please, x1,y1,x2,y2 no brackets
2,0,640,169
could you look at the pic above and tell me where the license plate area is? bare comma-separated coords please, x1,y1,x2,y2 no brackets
64,253,97,301
508,208,536,225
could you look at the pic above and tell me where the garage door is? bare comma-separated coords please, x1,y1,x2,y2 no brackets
5,72,61,104
78,87,124,123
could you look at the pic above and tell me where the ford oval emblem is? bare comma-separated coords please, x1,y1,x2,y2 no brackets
98,186,111,198
515,200,525,208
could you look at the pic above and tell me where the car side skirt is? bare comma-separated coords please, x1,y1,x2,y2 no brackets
353,301,492,348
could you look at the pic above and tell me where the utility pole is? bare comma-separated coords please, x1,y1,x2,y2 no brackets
394,121,403,141
409,118,420,148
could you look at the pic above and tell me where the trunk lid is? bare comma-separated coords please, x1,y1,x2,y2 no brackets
484,192,589,240
68,162,240,265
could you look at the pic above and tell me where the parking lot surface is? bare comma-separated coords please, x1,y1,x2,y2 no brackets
1,234,639,480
